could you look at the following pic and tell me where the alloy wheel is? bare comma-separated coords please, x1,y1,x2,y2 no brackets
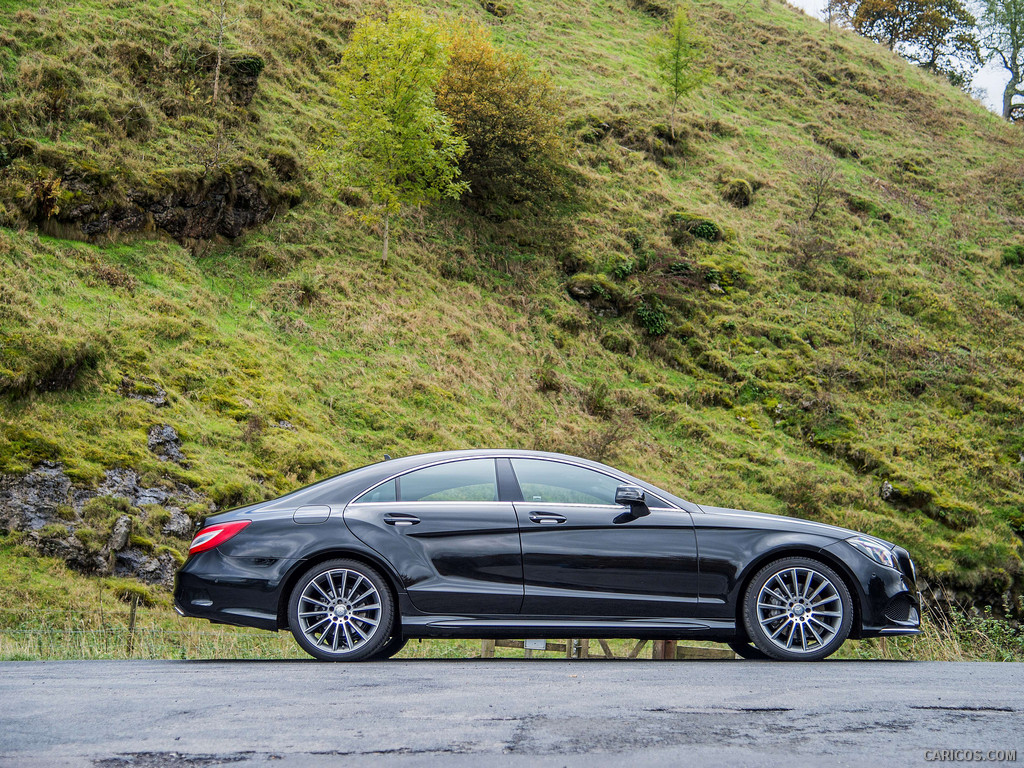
755,566,843,654
293,565,387,657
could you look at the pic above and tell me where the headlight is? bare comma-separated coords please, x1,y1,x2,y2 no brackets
846,536,899,569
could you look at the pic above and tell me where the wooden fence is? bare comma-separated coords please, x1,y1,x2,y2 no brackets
479,638,735,660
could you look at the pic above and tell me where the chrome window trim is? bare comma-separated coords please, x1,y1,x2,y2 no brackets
510,457,679,509
349,455,681,510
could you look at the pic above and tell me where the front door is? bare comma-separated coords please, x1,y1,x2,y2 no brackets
510,458,699,617
344,458,523,614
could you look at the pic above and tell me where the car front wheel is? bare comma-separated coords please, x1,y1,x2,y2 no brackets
743,556,853,661
287,558,394,661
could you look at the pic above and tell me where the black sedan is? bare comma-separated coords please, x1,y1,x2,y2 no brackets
173,450,921,661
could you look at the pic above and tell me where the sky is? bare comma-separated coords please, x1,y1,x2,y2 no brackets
784,0,1007,115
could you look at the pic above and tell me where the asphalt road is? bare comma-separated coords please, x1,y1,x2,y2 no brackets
1,659,1022,767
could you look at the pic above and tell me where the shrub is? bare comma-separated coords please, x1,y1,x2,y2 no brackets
437,20,568,211
666,211,723,244
480,0,513,16
847,194,891,221
1002,244,1024,267
610,255,636,279
601,331,637,355
627,0,673,18
798,152,840,220
635,298,669,336
622,227,645,253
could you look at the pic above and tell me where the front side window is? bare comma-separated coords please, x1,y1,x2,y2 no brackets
399,459,498,502
510,459,622,505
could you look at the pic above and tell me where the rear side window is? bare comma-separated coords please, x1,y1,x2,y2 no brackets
510,459,620,505
399,459,498,502
356,479,396,503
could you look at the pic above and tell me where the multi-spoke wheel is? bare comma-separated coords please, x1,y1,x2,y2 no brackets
743,557,853,661
287,559,394,661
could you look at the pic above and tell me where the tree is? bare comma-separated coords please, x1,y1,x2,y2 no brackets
832,0,981,88
319,10,467,264
980,0,1024,119
210,0,230,105
653,4,709,141
798,152,840,221
910,0,981,87
435,20,568,212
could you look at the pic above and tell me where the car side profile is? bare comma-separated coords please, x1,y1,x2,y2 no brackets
173,450,921,661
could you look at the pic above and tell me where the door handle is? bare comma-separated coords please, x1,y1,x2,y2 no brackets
528,513,566,525
383,513,420,527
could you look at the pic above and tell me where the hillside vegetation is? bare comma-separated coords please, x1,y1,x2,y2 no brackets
3,0,1024,638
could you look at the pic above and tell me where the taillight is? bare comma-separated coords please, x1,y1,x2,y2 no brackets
188,520,252,555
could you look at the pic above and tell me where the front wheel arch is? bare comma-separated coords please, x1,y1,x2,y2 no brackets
733,547,861,640
277,549,403,630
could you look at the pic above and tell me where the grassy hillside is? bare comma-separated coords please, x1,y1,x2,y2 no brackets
3,0,1024,643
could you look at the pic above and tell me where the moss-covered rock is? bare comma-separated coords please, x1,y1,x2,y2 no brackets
721,178,754,208
565,273,629,316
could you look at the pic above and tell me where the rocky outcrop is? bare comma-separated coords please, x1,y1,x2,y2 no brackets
114,548,179,587
106,515,133,553
0,463,210,587
0,463,74,531
60,167,278,241
147,425,187,466
161,509,194,539
118,376,168,407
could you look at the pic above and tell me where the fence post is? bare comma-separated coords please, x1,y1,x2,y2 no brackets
480,639,495,658
126,595,139,658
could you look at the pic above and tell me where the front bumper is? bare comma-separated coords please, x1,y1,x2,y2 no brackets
823,542,923,638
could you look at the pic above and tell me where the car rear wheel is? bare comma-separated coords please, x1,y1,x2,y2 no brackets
287,558,394,661
743,557,853,661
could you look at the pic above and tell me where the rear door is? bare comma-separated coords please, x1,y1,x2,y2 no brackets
344,458,524,614
510,458,699,618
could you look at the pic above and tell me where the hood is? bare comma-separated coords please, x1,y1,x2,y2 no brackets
697,504,896,549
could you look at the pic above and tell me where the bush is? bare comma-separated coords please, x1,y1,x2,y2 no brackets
438,20,568,211
601,331,637,355
610,255,636,279
635,298,669,336
627,0,673,18
666,211,723,244
1002,244,1024,267
480,0,513,16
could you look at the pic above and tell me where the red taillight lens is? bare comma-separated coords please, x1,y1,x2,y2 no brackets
188,520,252,555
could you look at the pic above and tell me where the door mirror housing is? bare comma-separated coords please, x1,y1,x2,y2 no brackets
615,485,647,507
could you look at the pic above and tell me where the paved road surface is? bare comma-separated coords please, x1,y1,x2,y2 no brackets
1,659,1022,767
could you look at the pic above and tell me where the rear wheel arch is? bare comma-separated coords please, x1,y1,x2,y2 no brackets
277,549,404,630
733,546,862,639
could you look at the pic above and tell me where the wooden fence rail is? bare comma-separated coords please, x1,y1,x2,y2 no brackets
480,638,735,660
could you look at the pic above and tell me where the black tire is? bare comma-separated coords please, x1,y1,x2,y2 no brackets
742,556,853,662
727,639,771,660
368,634,409,661
287,558,394,662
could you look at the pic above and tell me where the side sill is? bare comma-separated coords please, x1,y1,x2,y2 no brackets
398,616,736,640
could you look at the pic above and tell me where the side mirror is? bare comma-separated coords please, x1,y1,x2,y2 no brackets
615,484,647,507
613,485,649,523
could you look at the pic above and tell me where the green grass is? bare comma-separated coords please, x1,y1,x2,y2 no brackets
1,0,1024,660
